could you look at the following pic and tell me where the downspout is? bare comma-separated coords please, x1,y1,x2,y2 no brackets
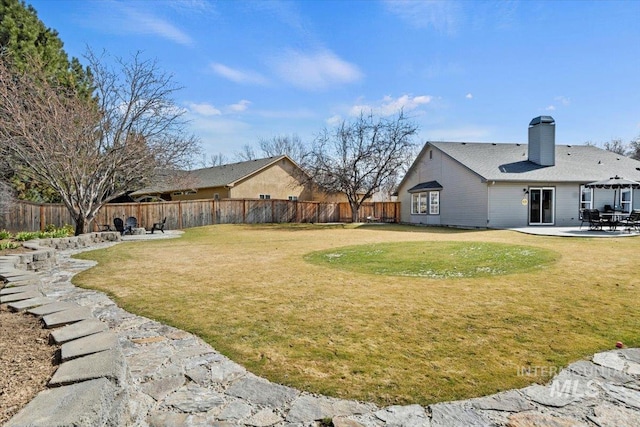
486,180,492,227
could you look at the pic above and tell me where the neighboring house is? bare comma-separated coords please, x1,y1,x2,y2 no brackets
131,155,313,202
398,116,640,228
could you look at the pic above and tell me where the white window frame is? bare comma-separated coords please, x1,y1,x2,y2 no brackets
620,188,632,213
411,191,439,215
429,191,440,215
579,185,593,216
288,196,298,201
411,193,423,214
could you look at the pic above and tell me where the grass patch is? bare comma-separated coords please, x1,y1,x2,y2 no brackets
305,242,558,278
72,224,640,406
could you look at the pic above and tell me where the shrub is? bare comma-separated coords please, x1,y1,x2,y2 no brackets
0,229,12,240
40,224,74,238
0,241,19,251
13,231,40,241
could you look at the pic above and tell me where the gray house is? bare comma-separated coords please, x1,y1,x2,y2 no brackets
398,116,640,228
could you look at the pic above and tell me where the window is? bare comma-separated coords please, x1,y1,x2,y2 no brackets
579,185,593,215
213,193,219,201
259,194,271,200
429,191,440,214
411,191,439,215
621,189,632,213
288,196,298,201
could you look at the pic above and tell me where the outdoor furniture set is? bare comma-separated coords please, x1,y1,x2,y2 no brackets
581,208,640,232
100,216,167,235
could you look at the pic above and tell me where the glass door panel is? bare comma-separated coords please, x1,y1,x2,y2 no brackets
529,187,555,225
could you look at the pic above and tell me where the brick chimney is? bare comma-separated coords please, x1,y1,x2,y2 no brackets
528,116,555,166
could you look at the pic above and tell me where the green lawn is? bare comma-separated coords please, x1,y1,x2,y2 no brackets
73,224,640,406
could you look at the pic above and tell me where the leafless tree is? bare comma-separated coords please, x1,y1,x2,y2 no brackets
0,51,200,235
259,134,308,165
200,152,228,168
603,138,628,156
586,138,631,157
305,111,418,221
0,180,14,216
234,144,257,161
627,137,640,161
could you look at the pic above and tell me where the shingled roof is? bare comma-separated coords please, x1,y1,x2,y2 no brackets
131,155,294,196
427,142,640,183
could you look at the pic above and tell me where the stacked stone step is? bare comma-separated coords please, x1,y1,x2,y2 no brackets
1,249,128,427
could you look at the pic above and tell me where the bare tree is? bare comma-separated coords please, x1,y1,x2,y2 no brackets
0,51,200,235
0,180,14,216
234,144,257,161
586,138,631,156
628,137,640,161
259,134,308,165
603,138,628,156
200,152,228,168
306,112,418,221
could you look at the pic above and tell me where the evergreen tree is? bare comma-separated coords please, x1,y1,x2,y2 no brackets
0,0,93,202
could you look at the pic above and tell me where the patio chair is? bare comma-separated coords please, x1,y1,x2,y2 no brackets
113,218,126,235
125,216,137,235
620,210,640,232
587,209,605,231
151,217,166,234
579,209,589,229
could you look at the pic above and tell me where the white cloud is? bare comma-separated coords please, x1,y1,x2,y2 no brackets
228,100,252,113
271,49,363,90
384,0,461,35
210,63,269,86
119,6,193,46
545,96,570,112
465,93,473,99
326,115,343,126
349,95,433,117
188,102,222,116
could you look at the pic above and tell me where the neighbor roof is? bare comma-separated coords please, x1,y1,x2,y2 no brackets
131,155,296,196
427,142,640,183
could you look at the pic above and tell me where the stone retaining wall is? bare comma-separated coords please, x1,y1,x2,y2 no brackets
7,232,121,272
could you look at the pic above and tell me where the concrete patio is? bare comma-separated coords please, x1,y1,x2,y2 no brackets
509,226,640,238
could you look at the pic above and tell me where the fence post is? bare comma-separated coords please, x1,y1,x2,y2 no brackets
178,201,183,229
39,204,45,231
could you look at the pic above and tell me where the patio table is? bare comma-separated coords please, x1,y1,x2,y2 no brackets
599,212,625,231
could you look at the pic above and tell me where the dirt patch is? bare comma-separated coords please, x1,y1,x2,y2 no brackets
0,244,31,256
0,304,58,424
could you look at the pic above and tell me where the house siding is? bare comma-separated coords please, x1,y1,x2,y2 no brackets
170,186,229,201
230,159,311,200
487,183,529,228
487,183,582,228
399,147,488,227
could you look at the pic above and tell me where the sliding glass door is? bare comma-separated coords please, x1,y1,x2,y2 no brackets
529,188,555,225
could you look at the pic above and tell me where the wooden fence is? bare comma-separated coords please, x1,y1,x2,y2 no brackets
0,199,400,233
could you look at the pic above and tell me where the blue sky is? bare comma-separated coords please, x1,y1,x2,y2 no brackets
30,0,640,160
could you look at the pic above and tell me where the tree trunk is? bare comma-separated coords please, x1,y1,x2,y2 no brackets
75,217,86,236
350,201,360,223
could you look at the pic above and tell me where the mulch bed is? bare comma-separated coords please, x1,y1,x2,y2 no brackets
0,304,58,424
